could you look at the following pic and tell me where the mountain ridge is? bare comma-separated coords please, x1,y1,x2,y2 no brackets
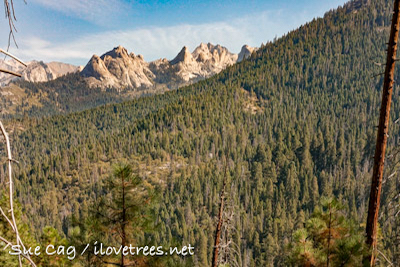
0,43,256,90
7,0,400,265
0,59,81,86
81,43,255,89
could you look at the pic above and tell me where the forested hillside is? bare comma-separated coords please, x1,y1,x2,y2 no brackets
2,0,400,265
0,73,166,118
0,43,250,119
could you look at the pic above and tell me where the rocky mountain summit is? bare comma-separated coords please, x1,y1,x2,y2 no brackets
0,43,256,90
82,43,256,89
81,46,154,89
0,60,80,86
238,45,256,62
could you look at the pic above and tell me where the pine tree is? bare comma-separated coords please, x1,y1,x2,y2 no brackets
288,198,367,267
85,163,156,266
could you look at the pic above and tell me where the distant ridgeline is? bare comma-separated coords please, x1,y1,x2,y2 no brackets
3,0,400,265
0,43,255,118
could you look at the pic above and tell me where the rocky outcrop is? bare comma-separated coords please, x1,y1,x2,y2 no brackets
0,60,80,86
150,43,238,84
81,45,154,89
237,45,257,62
82,43,250,89
1,43,256,89
170,46,195,65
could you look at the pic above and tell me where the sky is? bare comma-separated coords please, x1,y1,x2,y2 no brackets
1,0,348,66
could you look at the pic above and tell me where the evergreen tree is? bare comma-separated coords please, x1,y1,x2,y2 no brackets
86,163,156,266
288,198,367,267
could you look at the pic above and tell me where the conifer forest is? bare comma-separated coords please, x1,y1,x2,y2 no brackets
1,0,400,266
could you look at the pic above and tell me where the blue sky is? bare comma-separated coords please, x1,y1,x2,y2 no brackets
1,0,347,66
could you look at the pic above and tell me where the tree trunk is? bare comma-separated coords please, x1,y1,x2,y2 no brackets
212,164,227,267
121,174,126,267
365,0,400,265
327,203,332,267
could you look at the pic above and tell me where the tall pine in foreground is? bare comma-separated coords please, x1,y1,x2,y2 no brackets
288,198,367,267
76,164,157,266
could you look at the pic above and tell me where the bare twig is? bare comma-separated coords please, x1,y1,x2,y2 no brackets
373,62,385,66
377,249,394,266
0,122,36,267
0,3,35,266
0,206,15,232
212,158,228,267
0,48,27,67
372,72,385,78
0,48,26,78
0,67,21,77
3,0,19,49
0,236,36,266
395,209,400,217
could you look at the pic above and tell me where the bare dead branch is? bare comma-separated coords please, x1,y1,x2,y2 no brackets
0,236,36,266
0,48,27,66
373,62,385,66
372,72,385,78
212,158,228,267
0,48,26,77
3,0,19,49
0,206,15,231
377,249,394,266
0,67,21,77
0,121,36,267
395,209,400,217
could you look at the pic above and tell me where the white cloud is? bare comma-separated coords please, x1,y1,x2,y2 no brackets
11,9,313,65
31,0,126,25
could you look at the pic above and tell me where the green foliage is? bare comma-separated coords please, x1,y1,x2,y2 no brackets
0,73,126,118
0,194,38,266
1,0,400,265
288,198,367,267
73,163,157,266
37,226,72,266
96,163,156,243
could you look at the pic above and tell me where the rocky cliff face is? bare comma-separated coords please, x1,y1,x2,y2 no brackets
1,43,256,89
0,60,80,86
173,43,237,81
81,45,154,89
82,43,255,89
238,45,256,62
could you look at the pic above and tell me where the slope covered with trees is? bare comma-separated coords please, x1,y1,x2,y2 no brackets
2,0,400,265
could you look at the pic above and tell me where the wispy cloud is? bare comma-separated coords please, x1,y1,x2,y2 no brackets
31,0,126,25
12,9,312,65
